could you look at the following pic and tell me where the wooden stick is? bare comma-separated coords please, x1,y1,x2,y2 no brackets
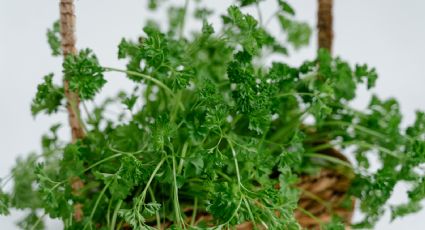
60,0,85,222
317,0,333,52
60,0,85,142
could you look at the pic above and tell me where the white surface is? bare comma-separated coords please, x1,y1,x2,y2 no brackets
1,0,425,229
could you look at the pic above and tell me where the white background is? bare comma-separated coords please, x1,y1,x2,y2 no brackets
1,0,425,229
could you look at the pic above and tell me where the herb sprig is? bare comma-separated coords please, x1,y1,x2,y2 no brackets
2,0,425,229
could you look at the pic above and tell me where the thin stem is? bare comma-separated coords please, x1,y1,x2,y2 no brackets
269,112,305,143
104,67,171,94
304,152,353,169
83,153,125,173
0,174,12,188
106,198,112,227
310,140,401,158
132,156,168,229
140,157,168,202
108,144,147,155
83,180,112,230
104,67,185,111
69,96,88,133
190,197,198,226
30,213,47,230
177,142,189,174
242,196,256,228
220,198,243,227
171,152,184,228
297,187,331,212
217,170,232,182
228,140,242,187
297,207,324,225
110,200,122,230
82,101,94,122
275,92,317,98
322,120,389,141
148,187,161,230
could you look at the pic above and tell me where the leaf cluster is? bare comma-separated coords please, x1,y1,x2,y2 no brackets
2,1,425,230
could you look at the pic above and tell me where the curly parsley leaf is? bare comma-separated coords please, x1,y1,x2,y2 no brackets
63,48,106,100
46,20,61,56
31,73,64,116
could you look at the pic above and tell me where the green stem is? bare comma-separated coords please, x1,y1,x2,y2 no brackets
106,198,113,227
322,120,389,141
139,157,168,203
83,153,125,173
190,197,198,226
217,170,232,182
310,140,401,158
269,112,304,143
104,67,185,111
148,187,161,230
0,174,12,188
296,207,324,225
82,101,94,122
228,140,242,187
69,95,87,133
171,153,184,228
220,198,243,227
297,186,331,211
304,152,353,169
84,180,112,230
108,144,147,155
104,67,172,94
110,200,122,230
242,196,256,228
55,148,145,188
274,92,317,98
30,213,47,230
177,142,189,174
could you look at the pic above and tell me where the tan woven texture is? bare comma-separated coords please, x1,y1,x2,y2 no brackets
295,169,354,229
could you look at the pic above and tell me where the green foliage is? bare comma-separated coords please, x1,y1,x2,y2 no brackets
31,73,64,116
46,20,61,56
10,153,43,210
277,0,295,15
278,14,311,49
322,217,346,230
63,48,106,100
148,0,164,10
118,202,161,230
2,1,425,230
276,0,311,50
17,212,45,230
238,0,261,7
0,188,9,215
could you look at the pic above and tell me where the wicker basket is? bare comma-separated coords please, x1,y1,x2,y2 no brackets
294,147,355,229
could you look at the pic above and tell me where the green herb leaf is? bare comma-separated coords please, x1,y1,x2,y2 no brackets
63,48,106,100
31,73,64,116
46,20,61,56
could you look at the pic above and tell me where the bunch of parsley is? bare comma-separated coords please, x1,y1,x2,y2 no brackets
1,0,425,229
